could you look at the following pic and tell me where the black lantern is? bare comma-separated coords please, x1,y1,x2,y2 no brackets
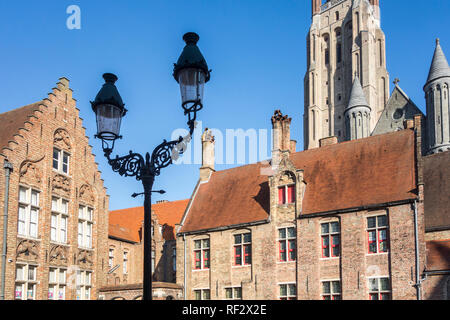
173,32,211,114
91,73,127,142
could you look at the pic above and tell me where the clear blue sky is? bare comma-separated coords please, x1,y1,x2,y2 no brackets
1,0,449,210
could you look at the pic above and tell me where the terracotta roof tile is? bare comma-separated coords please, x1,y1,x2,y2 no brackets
180,130,417,233
109,199,189,242
0,102,43,152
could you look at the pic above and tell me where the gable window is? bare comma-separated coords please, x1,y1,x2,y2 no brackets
15,264,37,300
321,222,340,258
278,185,295,205
76,270,92,300
51,197,68,243
53,148,70,174
279,283,296,300
322,280,341,300
18,186,40,238
278,227,296,262
368,277,391,300
234,233,251,266
194,239,210,270
48,268,66,300
194,289,210,300
78,205,93,249
367,215,389,254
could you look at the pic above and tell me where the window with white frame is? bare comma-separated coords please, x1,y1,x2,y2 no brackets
194,289,210,300
18,186,40,238
279,283,296,300
123,251,128,274
367,215,389,254
78,205,93,248
225,287,242,300
53,147,70,174
278,227,296,262
15,264,37,300
109,248,114,268
278,184,296,205
321,221,340,258
368,277,391,300
76,270,92,300
51,197,69,243
48,268,66,300
233,233,251,266
194,239,210,270
322,280,341,300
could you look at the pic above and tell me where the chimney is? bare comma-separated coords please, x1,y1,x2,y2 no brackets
312,0,321,16
271,110,292,168
319,136,338,147
200,128,215,181
369,0,380,20
290,140,297,153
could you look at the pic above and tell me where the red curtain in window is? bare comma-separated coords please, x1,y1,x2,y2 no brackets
287,185,295,203
278,187,285,205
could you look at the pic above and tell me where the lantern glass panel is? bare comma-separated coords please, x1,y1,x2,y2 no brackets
178,68,206,106
95,104,123,140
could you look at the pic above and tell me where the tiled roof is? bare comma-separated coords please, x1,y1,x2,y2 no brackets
109,199,189,242
0,102,43,152
179,129,417,233
426,239,450,271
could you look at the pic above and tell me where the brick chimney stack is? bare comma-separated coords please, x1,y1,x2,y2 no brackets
312,0,321,16
271,110,292,168
200,128,215,181
370,0,380,20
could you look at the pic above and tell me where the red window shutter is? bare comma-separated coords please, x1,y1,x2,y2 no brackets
287,185,295,203
278,187,285,205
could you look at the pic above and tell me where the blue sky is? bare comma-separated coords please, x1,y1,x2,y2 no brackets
1,0,449,210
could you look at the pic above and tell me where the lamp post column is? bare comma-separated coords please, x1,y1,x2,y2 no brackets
142,174,155,301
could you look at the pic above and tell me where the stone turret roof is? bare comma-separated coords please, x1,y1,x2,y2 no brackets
347,76,370,110
426,39,450,84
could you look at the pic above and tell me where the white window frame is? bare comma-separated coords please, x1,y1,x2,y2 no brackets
278,226,296,262
194,288,210,300
279,283,296,300
368,276,391,300
321,280,342,300
53,147,70,175
51,197,69,244
76,270,92,300
78,205,93,249
224,286,242,300
109,248,114,268
48,267,67,300
15,264,38,300
18,186,40,239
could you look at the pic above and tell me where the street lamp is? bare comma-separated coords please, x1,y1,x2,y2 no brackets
91,32,210,301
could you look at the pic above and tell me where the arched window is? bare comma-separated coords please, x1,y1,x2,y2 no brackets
335,11,340,21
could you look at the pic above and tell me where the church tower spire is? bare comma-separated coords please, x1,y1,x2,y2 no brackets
345,76,371,140
303,0,389,149
424,39,450,154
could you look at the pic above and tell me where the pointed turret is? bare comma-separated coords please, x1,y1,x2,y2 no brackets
424,39,450,154
345,77,372,141
426,39,450,85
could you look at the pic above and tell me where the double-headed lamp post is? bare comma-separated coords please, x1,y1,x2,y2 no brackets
91,32,210,301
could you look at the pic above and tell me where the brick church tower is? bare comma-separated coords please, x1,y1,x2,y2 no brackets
304,0,389,149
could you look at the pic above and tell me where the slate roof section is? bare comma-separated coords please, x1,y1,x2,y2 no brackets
180,129,417,234
109,199,189,242
347,76,370,110
0,101,43,152
426,39,450,84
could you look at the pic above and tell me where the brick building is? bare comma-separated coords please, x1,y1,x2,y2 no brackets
99,200,188,300
0,78,109,300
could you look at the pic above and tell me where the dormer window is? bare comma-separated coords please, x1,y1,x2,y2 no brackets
278,185,295,205
53,148,70,174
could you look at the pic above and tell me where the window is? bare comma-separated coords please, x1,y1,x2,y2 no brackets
278,227,296,262
109,249,114,268
15,264,37,300
322,280,341,300
367,215,389,254
78,205,93,248
123,252,128,274
152,250,155,274
279,284,296,300
368,277,391,300
234,233,251,266
225,287,242,300
325,49,330,65
278,185,295,205
337,43,342,63
321,222,340,258
48,268,66,300
194,239,210,270
53,148,70,174
18,186,40,238
76,271,92,300
51,197,68,243
172,247,177,272
194,289,210,300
